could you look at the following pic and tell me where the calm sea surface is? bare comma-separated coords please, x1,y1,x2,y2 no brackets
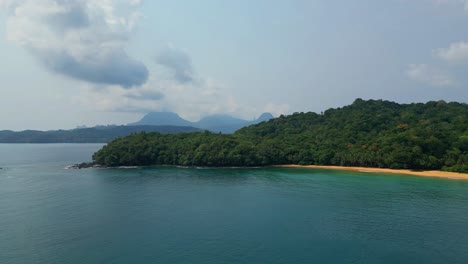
1,144,468,264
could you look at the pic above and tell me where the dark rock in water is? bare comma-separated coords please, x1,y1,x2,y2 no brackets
69,162,103,169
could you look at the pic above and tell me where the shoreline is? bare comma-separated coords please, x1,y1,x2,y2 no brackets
70,162,468,180
276,165,468,180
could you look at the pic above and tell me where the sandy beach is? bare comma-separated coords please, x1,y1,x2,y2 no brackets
277,165,468,180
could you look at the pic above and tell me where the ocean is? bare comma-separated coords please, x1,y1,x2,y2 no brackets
1,144,468,264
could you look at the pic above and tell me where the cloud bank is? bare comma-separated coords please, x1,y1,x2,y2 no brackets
1,0,148,88
75,47,285,121
2,2,289,121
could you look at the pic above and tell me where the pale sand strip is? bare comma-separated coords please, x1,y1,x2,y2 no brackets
276,165,468,180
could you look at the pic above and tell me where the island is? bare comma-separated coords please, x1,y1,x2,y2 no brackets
91,99,468,176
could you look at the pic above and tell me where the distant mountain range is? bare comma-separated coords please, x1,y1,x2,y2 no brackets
129,112,274,133
0,112,274,143
0,125,202,143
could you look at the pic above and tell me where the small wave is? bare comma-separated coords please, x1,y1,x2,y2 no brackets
117,166,139,169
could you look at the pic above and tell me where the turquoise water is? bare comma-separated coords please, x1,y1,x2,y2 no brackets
1,144,468,264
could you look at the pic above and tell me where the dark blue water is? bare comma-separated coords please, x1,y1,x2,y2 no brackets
1,144,468,264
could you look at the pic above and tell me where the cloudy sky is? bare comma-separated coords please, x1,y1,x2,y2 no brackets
0,0,467,130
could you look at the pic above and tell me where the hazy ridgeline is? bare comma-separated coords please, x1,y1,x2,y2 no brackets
0,126,202,143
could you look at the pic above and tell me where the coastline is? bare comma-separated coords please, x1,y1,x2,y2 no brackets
276,165,468,180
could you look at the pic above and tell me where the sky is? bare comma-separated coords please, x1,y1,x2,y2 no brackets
0,0,468,131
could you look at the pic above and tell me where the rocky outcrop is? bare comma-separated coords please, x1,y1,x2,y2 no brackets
68,162,104,169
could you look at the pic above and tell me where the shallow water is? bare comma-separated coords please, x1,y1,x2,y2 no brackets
1,144,468,264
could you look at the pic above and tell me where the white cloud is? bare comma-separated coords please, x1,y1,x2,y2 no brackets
1,0,148,87
434,41,468,63
406,64,456,87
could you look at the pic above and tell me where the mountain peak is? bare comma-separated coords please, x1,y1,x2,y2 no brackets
128,112,192,127
256,112,274,122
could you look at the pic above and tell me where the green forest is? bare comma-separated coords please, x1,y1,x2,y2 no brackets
92,99,468,173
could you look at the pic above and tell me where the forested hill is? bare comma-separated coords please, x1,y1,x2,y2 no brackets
92,99,468,172
0,125,202,143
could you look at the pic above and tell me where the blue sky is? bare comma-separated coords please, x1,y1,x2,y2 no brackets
0,0,467,130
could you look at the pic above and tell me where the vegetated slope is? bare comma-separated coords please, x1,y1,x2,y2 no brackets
93,99,468,172
0,125,202,143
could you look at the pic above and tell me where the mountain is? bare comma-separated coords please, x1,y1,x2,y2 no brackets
128,112,192,127
256,112,274,122
0,125,202,143
129,112,274,133
93,99,468,173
